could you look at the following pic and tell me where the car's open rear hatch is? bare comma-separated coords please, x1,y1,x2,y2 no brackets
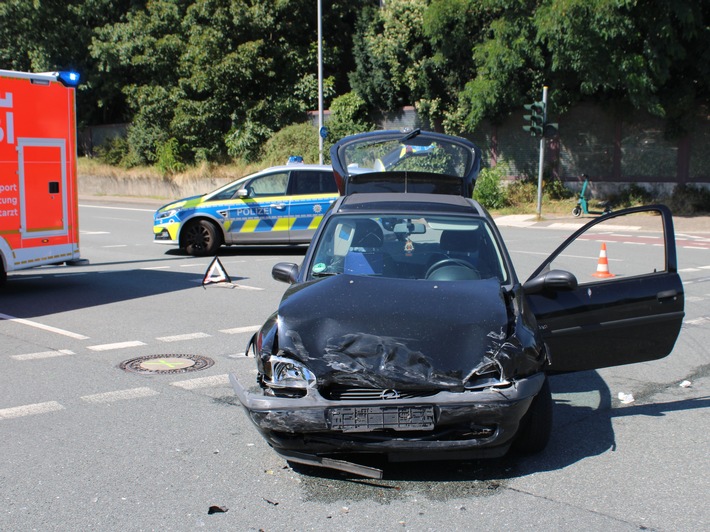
330,129,481,197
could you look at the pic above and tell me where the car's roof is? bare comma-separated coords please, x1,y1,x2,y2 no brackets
258,163,333,173
335,192,486,216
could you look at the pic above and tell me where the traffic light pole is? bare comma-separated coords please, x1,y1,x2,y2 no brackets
536,86,548,218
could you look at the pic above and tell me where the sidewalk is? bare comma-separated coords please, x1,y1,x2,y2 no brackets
494,212,710,235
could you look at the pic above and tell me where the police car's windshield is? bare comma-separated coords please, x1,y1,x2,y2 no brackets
310,214,508,283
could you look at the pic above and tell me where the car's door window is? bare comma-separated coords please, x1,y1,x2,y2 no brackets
540,211,667,284
208,180,246,201
246,172,289,197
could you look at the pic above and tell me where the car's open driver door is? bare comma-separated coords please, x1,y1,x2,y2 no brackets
524,205,684,373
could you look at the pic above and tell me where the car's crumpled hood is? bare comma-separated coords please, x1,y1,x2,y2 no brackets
275,275,534,390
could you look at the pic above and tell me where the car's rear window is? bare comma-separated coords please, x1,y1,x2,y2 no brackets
291,170,338,195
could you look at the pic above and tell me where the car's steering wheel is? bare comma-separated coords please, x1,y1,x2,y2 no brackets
425,258,480,280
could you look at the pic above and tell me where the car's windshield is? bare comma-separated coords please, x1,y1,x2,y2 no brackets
310,214,508,282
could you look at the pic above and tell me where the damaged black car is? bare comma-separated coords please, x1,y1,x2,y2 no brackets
229,129,684,479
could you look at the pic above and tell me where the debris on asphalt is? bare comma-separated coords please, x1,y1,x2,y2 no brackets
617,392,635,404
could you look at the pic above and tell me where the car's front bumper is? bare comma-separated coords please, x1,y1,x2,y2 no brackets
153,222,179,244
229,372,545,460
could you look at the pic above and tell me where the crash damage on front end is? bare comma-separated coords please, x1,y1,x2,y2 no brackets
229,276,546,478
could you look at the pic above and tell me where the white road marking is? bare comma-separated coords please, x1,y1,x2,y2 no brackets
170,374,230,390
87,340,146,351
102,244,128,248
493,215,538,227
0,313,90,340
12,349,75,361
140,266,171,270
81,387,159,403
547,223,587,231
684,316,710,326
0,401,65,420
157,332,211,342
220,325,260,334
81,231,110,235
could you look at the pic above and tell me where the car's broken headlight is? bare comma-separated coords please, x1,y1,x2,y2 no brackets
264,355,316,390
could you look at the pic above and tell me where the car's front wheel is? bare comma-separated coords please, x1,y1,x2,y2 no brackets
513,376,553,454
183,220,221,256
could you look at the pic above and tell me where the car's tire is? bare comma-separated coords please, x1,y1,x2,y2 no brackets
572,205,582,217
0,260,6,286
513,376,553,455
183,220,221,256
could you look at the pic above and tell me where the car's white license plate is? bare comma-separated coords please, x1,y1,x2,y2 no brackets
327,405,435,432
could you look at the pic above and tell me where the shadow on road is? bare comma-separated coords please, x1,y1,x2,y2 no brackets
0,247,308,319
288,371,708,489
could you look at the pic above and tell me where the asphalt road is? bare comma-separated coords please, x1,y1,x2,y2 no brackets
0,199,707,531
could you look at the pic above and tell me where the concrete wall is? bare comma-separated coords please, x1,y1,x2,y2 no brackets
78,173,231,201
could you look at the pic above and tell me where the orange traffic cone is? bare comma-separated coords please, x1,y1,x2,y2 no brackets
592,243,615,278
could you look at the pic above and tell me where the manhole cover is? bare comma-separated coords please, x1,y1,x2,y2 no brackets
119,354,215,375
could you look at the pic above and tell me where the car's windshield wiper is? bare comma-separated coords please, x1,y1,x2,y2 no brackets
311,271,339,277
399,128,421,142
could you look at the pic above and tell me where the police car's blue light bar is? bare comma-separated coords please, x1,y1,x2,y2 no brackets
58,71,80,87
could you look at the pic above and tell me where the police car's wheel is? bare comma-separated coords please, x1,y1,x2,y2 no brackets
183,220,221,256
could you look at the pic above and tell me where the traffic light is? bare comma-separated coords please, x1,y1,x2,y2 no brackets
523,101,545,137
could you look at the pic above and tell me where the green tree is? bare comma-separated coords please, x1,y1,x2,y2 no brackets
0,0,134,126
350,0,432,113
92,0,369,164
533,0,710,137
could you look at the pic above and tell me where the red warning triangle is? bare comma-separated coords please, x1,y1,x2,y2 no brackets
202,256,232,287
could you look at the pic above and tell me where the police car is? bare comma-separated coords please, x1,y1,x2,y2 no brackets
153,160,338,256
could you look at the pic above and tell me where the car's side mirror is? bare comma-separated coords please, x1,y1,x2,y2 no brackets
237,188,249,198
523,269,578,295
272,262,299,284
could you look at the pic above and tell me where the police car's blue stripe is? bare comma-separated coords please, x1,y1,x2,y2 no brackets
255,219,276,232
291,217,315,231
229,220,245,232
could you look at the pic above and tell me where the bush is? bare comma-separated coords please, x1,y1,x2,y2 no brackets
224,119,273,163
473,165,507,209
94,136,129,167
155,138,186,176
610,184,654,208
261,123,320,166
667,184,710,215
544,176,573,200
506,177,537,207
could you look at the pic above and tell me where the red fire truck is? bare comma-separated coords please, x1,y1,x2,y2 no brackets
0,69,83,285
